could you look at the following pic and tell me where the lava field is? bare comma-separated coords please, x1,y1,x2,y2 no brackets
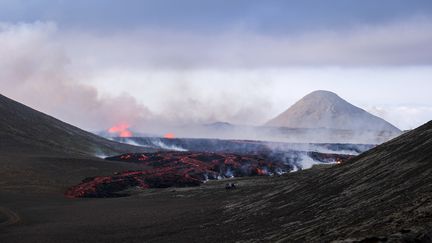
66,150,354,198
114,137,374,155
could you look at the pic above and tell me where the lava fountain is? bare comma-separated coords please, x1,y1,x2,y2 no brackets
108,123,133,137
164,133,175,139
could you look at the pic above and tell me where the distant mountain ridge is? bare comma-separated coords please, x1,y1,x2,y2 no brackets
266,90,401,134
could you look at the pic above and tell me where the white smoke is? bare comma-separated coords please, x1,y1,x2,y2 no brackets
1,20,430,138
149,138,188,152
368,105,432,130
224,167,234,178
0,21,153,132
297,154,323,170
305,145,360,155
94,153,108,159
121,138,148,147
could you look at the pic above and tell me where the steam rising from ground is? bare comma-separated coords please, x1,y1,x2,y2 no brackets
115,137,188,151
297,155,325,170
108,136,366,172
149,138,188,152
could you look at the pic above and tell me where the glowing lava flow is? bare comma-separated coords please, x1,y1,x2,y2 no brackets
164,133,175,139
65,151,355,198
108,123,133,137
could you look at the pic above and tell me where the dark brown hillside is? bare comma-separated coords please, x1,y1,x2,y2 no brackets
219,121,432,242
0,93,153,156
0,93,154,195
1,93,432,242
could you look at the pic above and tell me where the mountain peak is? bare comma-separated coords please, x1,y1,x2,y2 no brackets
294,90,347,110
266,90,401,133
306,90,339,98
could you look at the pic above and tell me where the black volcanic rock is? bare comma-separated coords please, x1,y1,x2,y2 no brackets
2,92,432,243
65,151,355,198
221,120,432,242
266,90,401,134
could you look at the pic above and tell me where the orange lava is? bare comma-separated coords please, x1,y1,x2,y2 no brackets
119,130,132,137
108,123,133,138
164,133,175,139
256,168,266,175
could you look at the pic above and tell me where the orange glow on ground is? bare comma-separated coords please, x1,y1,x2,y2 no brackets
256,168,268,175
164,133,175,139
108,123,133,138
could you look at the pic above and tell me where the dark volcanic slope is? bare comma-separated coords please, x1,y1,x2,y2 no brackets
1,91,432,243
0,94,150,156
1,122,431,243
219,121,432,242
0,94,153,196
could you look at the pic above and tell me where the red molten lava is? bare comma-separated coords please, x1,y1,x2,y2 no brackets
65,151,355,198
108,123,133,138
164,133,175,139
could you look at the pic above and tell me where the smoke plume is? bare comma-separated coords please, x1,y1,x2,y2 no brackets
0,22,152,131
1,19,431,136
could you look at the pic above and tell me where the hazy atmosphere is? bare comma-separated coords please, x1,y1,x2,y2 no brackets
1,0,432,133
3,2,432,243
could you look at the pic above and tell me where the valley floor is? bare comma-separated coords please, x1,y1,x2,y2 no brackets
2,166,432,243
2,129,432,243
0,177,270,243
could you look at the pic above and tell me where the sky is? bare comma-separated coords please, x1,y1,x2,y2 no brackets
0,0,432,133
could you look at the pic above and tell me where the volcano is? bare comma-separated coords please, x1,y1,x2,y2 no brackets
266,90,401,134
